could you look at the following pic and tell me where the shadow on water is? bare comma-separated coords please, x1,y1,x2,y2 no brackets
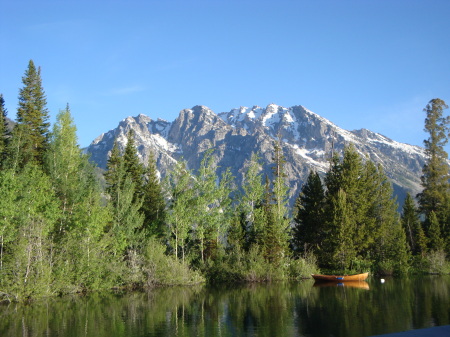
0,276,449,337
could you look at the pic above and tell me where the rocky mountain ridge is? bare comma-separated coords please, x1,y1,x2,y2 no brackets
86,104,426,205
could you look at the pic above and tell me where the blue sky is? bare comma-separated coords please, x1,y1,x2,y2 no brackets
1,0,450,147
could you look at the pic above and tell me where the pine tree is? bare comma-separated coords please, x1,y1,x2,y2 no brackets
13,60,50,167
427,211,445,251
123,130,145,199
321,145,409,272
0,94,10,167
141,151,166,237
401,193,421,254
260,138,290,266
417,99,450,232
326,188,356,270
271,136,289,222
322,145,365,267
105,140,125,207
370,165,410,274
292,170,325,255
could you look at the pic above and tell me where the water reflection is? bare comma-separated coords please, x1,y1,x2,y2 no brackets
0,276,449,337
313,280,370,289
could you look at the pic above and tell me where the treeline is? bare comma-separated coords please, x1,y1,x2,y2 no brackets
0,61,449,301
293,98,450,274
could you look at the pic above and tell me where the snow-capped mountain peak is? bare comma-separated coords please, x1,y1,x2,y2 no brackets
86,103,426,205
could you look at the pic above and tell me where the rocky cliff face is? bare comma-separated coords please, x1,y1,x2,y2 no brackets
86,104,426,205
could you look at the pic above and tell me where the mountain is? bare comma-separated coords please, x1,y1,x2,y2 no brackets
86,104,426,205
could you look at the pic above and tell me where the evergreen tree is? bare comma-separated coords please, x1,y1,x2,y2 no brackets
416,222,428,258
12,60,50,167
105,140,125,207
0,94,10,167
427,211,445,251
417,99,450,234
141,151,166,237
321,145,410,272
123,130,145,199
261,162,290,267
401,193,421,254
323,145,365,267
260,138,290,266
370,165,409,274
326,188,356,270
271,136,289,222
292,170,325,255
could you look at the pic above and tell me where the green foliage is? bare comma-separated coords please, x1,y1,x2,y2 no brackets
238,152,266,249
1,60,449,300
104,140,124,205
292,170,326,255
141,151,166,237
0,164,60,300
260,139,290,267
287,251,319,280
164,160,194,262
402,193,426,255
427,211,445,251
315,145,412,274
142,238,204,286
0,94,10,167
109,175,144,254
12,60,50,168
122,130,145,199
422,249,450,274
417,98,450,246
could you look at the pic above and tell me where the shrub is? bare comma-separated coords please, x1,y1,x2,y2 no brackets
425,250,450,275
142,239,205,286
288,252,319,280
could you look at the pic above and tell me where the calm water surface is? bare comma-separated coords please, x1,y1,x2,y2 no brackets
1,276,449,337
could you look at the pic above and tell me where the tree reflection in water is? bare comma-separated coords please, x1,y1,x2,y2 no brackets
0,276,449,337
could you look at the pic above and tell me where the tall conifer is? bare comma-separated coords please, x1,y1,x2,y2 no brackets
417,99,450,237
401,193,422,254
0,94,10,166
141,151,166,237
14,60,50,167
292,170,325,255
123,130,145,199
105,140,124,206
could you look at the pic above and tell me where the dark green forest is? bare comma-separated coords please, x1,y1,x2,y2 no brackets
0,61,449,302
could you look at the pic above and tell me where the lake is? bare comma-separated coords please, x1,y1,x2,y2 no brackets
1,276,449,337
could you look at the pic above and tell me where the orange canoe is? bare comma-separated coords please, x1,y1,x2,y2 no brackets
311,272,369,282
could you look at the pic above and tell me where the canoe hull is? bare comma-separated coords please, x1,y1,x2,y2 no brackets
311,272,369,282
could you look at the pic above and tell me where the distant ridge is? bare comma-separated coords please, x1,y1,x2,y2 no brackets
86,104,426,205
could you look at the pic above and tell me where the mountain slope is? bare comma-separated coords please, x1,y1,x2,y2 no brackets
86,104,426,205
